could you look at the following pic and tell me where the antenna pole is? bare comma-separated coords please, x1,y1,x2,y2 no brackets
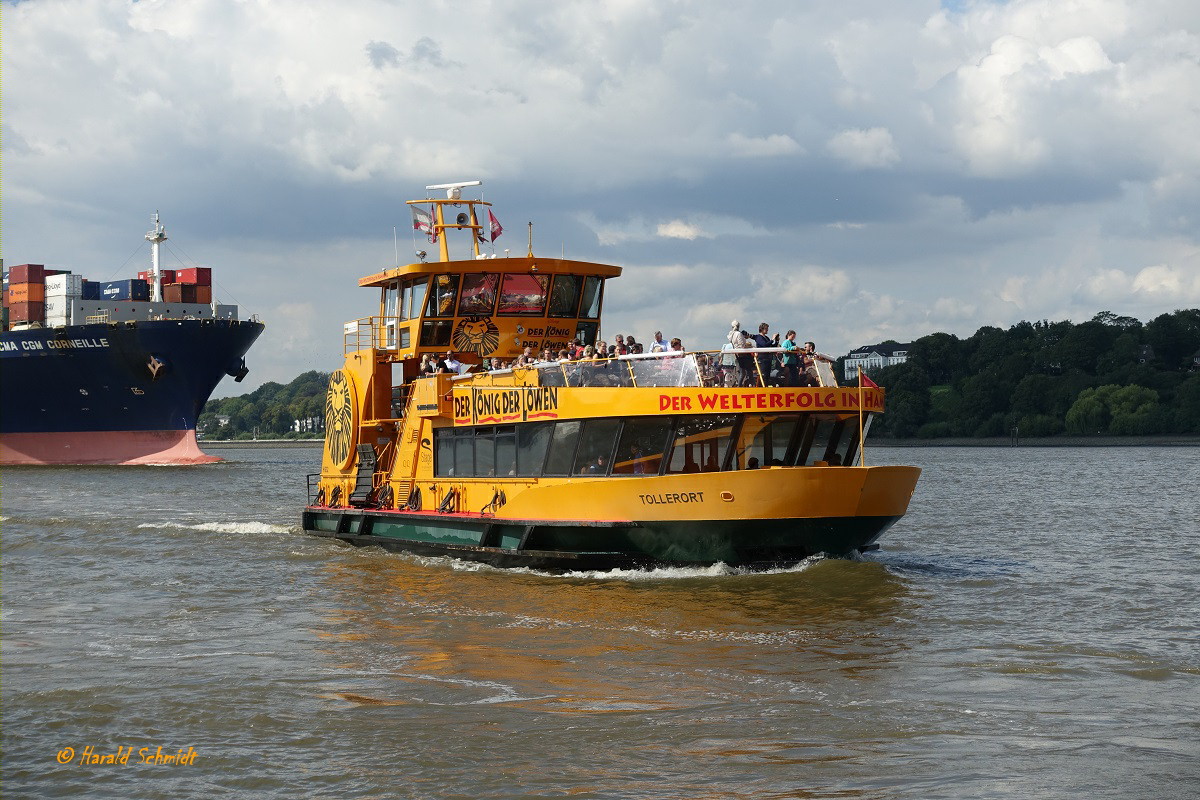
527,221,534,258
393,226,399,267
145,212,168,303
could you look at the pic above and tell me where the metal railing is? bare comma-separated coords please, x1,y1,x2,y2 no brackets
501,348,834,389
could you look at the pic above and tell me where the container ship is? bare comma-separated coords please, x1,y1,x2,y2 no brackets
300,182,920,571
1,215,265,465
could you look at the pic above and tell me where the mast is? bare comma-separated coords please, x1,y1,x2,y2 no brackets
145,212,167,303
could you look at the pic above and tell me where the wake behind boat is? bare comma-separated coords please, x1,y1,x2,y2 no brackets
302,181,920,571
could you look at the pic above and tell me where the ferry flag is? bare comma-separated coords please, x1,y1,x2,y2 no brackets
859,368,878,389
489,209,504,242
412,205,438,242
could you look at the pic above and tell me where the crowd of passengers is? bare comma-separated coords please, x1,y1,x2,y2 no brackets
417,321,835,388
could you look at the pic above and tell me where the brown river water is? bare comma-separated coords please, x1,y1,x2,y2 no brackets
3,444,1198,798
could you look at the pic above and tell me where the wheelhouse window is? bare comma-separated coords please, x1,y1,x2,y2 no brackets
420,320,453,347
579,276,604,319
426,274,460,317
400,277,428,321
547,275,582,317
458,273,499,316
498,274,550,315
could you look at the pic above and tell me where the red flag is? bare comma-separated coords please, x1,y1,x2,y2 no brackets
859,368,878,389
488,209,504,242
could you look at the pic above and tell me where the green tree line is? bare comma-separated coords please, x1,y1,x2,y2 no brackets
199,370,330,439
858,309,1200,439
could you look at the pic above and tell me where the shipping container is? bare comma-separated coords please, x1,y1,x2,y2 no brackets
194,285,212,304
9,264,46,283
175,267,212,286
44,295,74,318
81,280,101,300
45,273,85,297
99,279,151,302
9,283,47,304
43,269,69,278
9,301,46,322
137,269,177,284
46,314,73,328
163,283,199,303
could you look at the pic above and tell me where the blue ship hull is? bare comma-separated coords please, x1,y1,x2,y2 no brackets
1,318,264,464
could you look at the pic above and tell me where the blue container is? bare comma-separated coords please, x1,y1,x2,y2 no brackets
99,279,150,301
81,280,101,300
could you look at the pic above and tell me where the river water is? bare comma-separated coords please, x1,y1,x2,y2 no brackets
2,445,1198,799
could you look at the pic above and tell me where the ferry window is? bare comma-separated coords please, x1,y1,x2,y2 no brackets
400,277,428,321
458,273,499,316
475,427,495,477
420,320,453,347
495,426,516,477
735,414,800,469
426,274,460,317
822,420,848,466
454,429,475,476
498,274,550,315
384,282,400,318
665,415,738,474
571,419,621,476
574,321,598,347
542,420,581,476
435,429,455,477
516,422,553,476
399,327,411,349
579,276,604,319
547,275,582,317
612,418,672,476
798,417,836,466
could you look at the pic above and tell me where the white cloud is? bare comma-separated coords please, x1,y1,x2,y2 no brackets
825,127,900,169
727,132,803,158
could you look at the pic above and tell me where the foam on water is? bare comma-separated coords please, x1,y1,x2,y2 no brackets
136,520,294,535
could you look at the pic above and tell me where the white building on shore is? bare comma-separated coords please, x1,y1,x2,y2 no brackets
843,342,912,381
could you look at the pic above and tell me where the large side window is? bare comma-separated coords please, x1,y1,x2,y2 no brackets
579,276,604,319
453,429,475,476
570,419,621,476
542,421,581,476
516,422,553,476
665,415,738,474
435,428,455,477
425,274,460,317
495,426,517,477
498,274,550,315
612,418,673,476
547,275,582,317
734,414,801,469
475,427,496,477
458,273,499,316
797,417,836,466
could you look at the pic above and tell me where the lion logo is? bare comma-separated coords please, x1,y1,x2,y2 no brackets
452,316,500,356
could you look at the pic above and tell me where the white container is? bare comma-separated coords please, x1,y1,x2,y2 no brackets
46,313,72,328
44,295,74,318
45,273,84,297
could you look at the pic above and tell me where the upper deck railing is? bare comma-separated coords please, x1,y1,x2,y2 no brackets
477,348,837,389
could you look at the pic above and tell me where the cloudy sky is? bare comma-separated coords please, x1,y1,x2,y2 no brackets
5,0,1199,394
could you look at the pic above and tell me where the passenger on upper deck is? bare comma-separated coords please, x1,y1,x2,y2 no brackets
516,346,536,367
753,323,778,385
439,351,461,374
781,330,800,386
420,354,437,376
649,331,666,353
669,337,684,352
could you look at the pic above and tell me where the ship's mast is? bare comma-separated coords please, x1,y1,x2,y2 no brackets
145,212,167,303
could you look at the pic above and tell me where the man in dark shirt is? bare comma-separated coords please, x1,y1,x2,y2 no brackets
752,322,777,385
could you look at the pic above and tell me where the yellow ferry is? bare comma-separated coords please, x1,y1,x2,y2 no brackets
302,181,920,571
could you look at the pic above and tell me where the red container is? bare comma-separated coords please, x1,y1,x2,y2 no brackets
9,264,46,284
138,270,177,284
43,269,68,277
176,267,212,286
194,285,212,304
9,301,45,322
9,283,47,304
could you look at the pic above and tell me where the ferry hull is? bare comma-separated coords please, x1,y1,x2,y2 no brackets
302,466,921,571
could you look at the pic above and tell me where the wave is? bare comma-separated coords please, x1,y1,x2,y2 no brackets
135,521,294,535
